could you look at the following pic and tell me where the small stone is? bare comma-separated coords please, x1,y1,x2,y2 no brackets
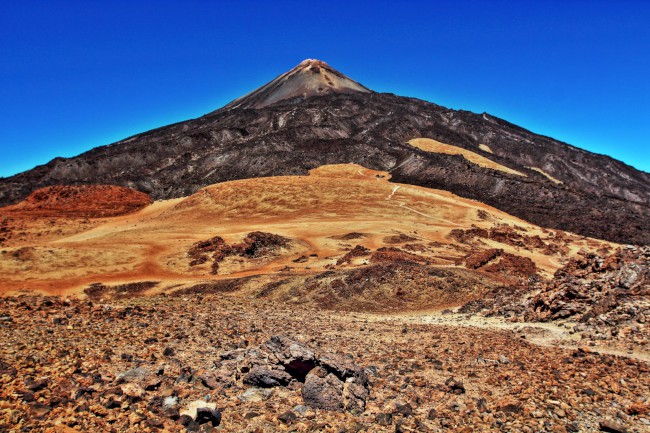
627,402,650,416
53,317,69,325
199,373,220,390
477,398,488,413
163,396,179,410
179,414,194,427
195,407,222,427
24,377,48,392
394,403,413,417
16,390,34,402
146,417,165,428
164,407,180,420
375,413,393,426
302,367,344,411
115,367,151,384
496,398,522,414
120,383,145,399
90,404,109,417
219,349,246,361
243,366,291,388
566,422,580,432
238,387,272,402
445,377,465,394
292,405,309,417
343,379,368,413
180,400,217,420
163,347,175,357
145,377,162,391
365,366,380,376
30,402,52,418
599,419,630,433
277,410,297,425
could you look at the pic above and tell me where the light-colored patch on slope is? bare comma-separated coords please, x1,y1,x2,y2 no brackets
408,138,525,177
310,164,390,181
478,143,493,153
527,166,563,184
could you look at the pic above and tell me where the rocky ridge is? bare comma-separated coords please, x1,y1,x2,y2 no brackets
462,246,650,351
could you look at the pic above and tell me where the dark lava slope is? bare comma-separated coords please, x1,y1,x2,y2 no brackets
1,60,648,244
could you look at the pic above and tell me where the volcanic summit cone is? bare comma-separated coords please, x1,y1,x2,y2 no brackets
223,59,371,110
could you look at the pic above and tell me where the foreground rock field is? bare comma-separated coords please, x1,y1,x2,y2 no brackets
1,293,649,433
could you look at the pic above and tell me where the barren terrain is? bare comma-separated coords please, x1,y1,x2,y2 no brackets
0,164,607,297
1,294,649,432
1,164,648,432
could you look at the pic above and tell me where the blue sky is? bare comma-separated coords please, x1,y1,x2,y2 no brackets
1,0,649,177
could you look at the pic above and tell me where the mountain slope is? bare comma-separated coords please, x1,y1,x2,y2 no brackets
0,60,648,244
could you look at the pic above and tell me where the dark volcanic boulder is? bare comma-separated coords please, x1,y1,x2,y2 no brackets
243,366,292,388
224,335,370,413
302,367,344,411
263,335,317,380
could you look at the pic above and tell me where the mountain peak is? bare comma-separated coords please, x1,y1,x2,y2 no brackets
223,59,371,110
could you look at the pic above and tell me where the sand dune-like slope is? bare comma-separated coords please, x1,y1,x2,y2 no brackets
0,164,609,298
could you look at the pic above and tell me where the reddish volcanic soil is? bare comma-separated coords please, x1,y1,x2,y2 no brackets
1,185,151,218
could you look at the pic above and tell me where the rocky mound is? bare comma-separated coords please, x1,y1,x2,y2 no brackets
188,232,292,274
336,245,371,266
257,263,502,312
463,249,538,278
464,246,650,347
525,247,649,341
221,335,369,413
84,281,160,301
1,185,151,218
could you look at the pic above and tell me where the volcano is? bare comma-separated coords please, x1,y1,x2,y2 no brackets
222,59,371,110
1,59,648,244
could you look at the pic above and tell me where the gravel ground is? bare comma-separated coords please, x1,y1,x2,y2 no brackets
1,293,649,432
